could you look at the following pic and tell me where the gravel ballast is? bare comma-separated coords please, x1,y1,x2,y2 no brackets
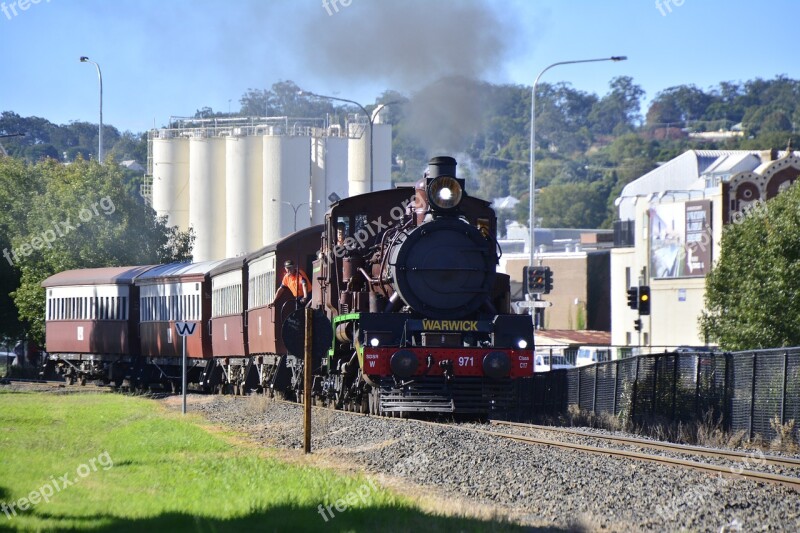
186,395,800,531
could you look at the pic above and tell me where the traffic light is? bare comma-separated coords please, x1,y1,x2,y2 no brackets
525,266,547,294
633,318,642,331
626,286,639,310
544,267,554,294
638,285,651,315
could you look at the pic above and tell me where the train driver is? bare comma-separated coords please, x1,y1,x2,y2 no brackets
336,223,346,247
269,259,311,307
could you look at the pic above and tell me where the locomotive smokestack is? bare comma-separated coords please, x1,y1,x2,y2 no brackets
427,156,457,178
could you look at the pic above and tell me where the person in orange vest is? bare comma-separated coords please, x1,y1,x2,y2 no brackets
269,259,311,307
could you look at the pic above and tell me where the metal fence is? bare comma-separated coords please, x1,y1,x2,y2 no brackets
527,347,800,442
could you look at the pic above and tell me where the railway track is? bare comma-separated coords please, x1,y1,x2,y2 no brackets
475,423,800,491
489,419,800,471
1,377,113,392
267,397,800,490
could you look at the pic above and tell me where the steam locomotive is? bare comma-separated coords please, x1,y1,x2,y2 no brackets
41,156,533,415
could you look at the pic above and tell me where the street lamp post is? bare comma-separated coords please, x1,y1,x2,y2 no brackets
79,56,103,162
529,56,627,267
299,91,399,192
273,199,308,232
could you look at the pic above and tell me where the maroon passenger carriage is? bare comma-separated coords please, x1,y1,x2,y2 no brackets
134,260,224,389
42,261,224,389
42,266,154,385
203,226,322,394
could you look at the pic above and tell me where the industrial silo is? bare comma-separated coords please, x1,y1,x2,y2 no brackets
225,135,263,257
347,122,369,196
371,122,392,191
189,135,226,261
311,134,348,224
262,135,312,244
152,134,190,228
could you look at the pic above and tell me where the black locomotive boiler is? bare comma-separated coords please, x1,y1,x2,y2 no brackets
310,156,533,415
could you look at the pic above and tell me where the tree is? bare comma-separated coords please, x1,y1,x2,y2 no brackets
239,81,338,119
535,82,597,154
536,182,607,228
1,157,193,341
646,85,713,129
701,184,800,349
589,76,645,135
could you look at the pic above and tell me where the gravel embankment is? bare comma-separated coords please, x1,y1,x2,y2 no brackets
185,396,800,531
463,422,800,478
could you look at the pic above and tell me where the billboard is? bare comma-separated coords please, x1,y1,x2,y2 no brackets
649,200,712,279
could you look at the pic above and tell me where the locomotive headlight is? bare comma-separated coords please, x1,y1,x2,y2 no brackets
390,349,418,378
370,337,380,347
483,351,511,379
428,176,463,210
517,339,528,349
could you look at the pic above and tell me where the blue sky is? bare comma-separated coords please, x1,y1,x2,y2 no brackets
2,0,799,133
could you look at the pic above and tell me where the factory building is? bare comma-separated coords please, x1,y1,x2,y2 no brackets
143,113,392,262
611,148,800,349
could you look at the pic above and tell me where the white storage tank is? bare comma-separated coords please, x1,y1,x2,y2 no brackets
311,135,348,224
152,136,190,228
189,135,227,261
225,135,263,257
371,122,392,191
263,135,312,244
347,122,369,196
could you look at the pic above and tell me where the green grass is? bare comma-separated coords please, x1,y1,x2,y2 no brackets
0,391,526,532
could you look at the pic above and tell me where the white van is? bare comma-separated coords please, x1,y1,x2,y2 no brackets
534,353,574,373
575,346,612,367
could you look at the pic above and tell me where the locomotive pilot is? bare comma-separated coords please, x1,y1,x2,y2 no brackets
269,259,311,307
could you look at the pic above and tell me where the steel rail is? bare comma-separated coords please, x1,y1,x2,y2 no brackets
474,426,800,490
264,397,800,490
490,420,800,470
